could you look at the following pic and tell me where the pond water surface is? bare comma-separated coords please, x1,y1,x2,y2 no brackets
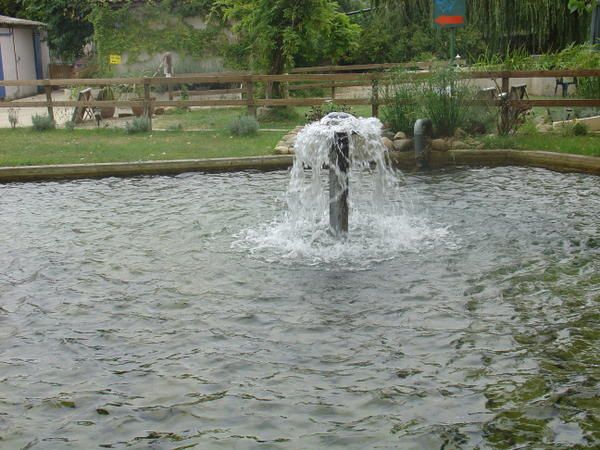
0,167,598,449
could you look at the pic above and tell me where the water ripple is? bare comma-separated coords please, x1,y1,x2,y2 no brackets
0,167,598,449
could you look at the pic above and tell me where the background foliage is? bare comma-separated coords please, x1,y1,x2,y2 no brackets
16,0,94,61
216,0,360,74
371,0,591,57
89,2,224,68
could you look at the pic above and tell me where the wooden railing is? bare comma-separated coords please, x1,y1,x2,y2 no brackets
1,68,599,130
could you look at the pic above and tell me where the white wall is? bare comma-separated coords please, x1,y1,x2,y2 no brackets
12,27,37,98
0,27,18,99
0,26,49,99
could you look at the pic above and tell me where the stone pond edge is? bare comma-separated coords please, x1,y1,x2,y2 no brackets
0,150,598,183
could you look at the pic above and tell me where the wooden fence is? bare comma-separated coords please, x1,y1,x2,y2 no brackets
1,68,599,130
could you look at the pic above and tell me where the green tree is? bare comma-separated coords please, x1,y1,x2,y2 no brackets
19,0,95,61
568,0,598,13
217,0,359,92
0,0,24,16
370,0,590,54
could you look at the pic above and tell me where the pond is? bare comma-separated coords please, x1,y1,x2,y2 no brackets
0,167,598,449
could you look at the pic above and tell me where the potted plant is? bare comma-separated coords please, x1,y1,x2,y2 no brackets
96,86,116,119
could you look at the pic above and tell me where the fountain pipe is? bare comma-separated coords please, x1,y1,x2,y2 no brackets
414,119,433,169
329,131,350,236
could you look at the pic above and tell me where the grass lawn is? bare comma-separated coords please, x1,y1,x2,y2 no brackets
153,105,374,130
482,133,600,157
0,105,598,168
0,128,285,167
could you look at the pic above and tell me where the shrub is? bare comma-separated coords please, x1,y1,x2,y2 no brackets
228,116,259,136
64,120,76,131
516,116,539,136
166,122,183,131
31,114,56,131
573,122,589,136
559,121,589,137
125,117,151,134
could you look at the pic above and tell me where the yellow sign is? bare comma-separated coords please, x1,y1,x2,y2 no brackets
109,54,122,65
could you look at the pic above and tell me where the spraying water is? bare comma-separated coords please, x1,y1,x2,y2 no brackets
236,114,448,266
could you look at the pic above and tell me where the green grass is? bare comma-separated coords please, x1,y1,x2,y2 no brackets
482,134,600,157
1,105,597,168
0,128,285,167
154,105,373,130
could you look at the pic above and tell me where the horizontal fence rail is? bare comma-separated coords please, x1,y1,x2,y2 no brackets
1,68,599,130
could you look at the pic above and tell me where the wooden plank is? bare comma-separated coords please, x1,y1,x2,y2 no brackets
173,88,244,96
0,96,597,110
154,99,248,107
290,61,448,73
148,75,250,85
288,80,373,91
0,100,145,108
1,69,598,88
253,97,373,106
253,73,380,83
463,69,600,79
506,99,600,107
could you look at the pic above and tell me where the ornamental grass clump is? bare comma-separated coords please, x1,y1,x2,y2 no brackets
420,67,475,137
228,116,259,136
125,117,151,134
382,73,419,134
31,114,56,131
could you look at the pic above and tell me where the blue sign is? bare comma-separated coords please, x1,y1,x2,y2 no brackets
433,0,466,28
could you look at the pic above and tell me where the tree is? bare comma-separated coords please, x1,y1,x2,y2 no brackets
0,0,24,17
568,0,599,13
370,1,590,54
19,0,95,61
217,0,359,95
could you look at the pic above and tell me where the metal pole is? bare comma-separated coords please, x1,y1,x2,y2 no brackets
414,119,432,169
329,131,349,236
450,28,456,62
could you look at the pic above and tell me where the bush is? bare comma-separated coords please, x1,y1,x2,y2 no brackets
31,114,56,131
573,122,589,136
228,116,259,136
559,120,589,137
125,117,151,134
516,115,539,136
166,122,183,131
64,120,76,131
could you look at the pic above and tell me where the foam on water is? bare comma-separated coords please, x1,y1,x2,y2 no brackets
236,114,449,266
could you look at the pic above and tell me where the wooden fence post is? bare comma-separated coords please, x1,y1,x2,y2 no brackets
371,77,379,117
246,77,256,117
143,77,153,130
44,81,54,121
330,69,336,100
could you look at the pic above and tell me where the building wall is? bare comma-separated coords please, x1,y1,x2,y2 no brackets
0,26,49,99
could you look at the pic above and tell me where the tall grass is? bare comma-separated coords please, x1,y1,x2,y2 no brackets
383,67,484,137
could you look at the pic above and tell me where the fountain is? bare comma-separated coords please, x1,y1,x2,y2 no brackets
289,112,400,237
